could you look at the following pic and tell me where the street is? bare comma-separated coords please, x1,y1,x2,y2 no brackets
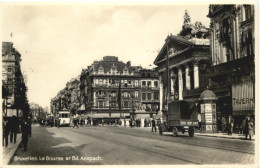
11,125,255,165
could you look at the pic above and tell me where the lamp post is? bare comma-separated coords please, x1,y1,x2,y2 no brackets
109,94,111,125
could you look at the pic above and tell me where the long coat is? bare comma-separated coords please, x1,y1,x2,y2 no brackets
248,120,254,136
242,119,249,135
21,121,30,142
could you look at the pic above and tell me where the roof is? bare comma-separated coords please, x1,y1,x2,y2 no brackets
200,89,217,100
154,35,193,65
91,56,138,75
154,35,209,65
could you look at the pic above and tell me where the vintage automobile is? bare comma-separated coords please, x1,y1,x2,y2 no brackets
158,101,199,137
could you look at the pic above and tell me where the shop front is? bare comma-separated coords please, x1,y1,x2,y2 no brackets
232,77,255,133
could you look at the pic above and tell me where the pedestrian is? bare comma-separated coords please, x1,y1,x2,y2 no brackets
28,117,32,137
248,118,254,140
79,118,83,127
130,119,132,128
57,118,60,128
221,116,226,133
3,118,9,147
10,115,19,143
73,117,79,128
144,118,147,127
242,115,253,140
151,118,156,132
227,115,234,135
21,118,30,151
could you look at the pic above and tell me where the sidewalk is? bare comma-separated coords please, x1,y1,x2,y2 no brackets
124,126,255,141
195,132,255,141
2,133,22,165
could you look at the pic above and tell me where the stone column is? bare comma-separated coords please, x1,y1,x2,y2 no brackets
193,61,199,89
170,70,175,96
159,75,163,112
185,64,191,90
178,67,183,100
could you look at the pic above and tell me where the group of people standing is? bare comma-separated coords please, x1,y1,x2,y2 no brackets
129,118,142,128
242,115,254,140
2,115,31,151
220,115,254,140
72,117,86,128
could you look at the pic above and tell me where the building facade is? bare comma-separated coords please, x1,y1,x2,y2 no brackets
50,77,80,118
2,42,29,118
154,34,211,127
208,5,255,131
80,56,160,125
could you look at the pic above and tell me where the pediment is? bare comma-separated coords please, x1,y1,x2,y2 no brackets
154,35,192,65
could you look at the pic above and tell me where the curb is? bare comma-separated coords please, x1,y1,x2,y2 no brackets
195,133,255,141
3,134,22,165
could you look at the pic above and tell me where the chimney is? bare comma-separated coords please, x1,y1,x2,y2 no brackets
127,61,131,66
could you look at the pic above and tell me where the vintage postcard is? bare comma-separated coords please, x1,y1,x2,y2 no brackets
1,1,258,167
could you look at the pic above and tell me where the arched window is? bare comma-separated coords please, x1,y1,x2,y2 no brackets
111,91,117,97
96,90,106,97
122,91,130,98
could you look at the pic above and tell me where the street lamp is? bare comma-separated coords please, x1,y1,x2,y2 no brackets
131,93,136,120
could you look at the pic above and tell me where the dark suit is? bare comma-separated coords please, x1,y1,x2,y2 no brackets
21,121,30,151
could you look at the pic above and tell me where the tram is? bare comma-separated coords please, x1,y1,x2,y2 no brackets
58,111,71,126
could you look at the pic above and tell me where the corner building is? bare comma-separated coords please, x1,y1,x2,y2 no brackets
80,56,160,125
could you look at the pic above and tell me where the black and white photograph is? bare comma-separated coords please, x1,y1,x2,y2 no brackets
1,1,258,167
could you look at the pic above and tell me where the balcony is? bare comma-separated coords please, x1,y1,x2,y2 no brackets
208,56,253,77
141,99,160,104
183,88,205,99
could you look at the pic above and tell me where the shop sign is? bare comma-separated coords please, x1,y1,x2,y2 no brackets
232,79,254,111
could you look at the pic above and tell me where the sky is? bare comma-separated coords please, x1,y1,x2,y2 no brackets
1,3,210,108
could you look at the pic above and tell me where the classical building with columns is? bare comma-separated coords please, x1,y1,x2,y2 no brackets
154,34,210,122
208,5,255,132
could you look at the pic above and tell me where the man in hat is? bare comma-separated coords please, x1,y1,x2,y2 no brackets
242,115,251,140
151,118,156,132
21,118,30,151
10,115,19,143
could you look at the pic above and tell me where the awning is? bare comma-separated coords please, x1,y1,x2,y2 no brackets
92,113,130,118
78,104,86,111
135,114,150,119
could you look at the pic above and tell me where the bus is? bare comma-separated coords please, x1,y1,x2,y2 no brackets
58,111,71,126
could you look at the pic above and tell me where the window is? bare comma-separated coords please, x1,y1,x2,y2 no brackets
111,79,115,84
142,81,146,86
147,93,152,100
98,67,104,74
142,93,146,100
124,101,129,107
147,81,151,88
96,90,105,96
111,91,117,97
99,79,103,85
7,66,12,72
244,5,252,20
122,92,130,98
134,80,139,87
134,91,139,98
154,81,158,88
111,102,116,107
98,101,104,108
154,92,159,100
